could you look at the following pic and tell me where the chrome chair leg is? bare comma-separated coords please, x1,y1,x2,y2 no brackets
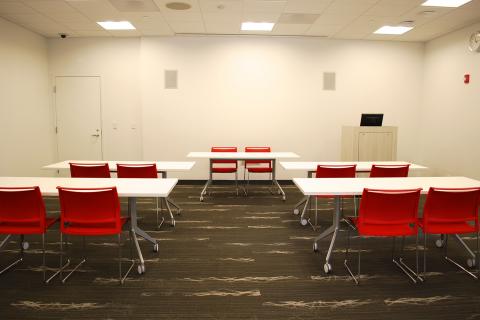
343,224,359,285
0,235,24,276
443,234,478,279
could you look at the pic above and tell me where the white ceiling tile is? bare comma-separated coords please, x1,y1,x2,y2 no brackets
199,0,243,13
364,3,418,17
0,0,477,39
243,12,280,22
66,0,124,21
168,20,205,33
108,0,160,12
73,30,112,37
0,1,36,15
162,10,203,21
203,12,242,24
243,0,287,13
23,0,78,14
109,29,142,36
284,0,332,14
305,23,343,36
272,23,310,35
204,21,241,33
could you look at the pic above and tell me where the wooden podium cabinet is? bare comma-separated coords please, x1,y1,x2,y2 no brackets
341,126,397,161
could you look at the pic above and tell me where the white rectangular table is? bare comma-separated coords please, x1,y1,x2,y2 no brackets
187,152,300,201
0,176,178,274
293,176,480,274
43,160,195,225
281,161,428,225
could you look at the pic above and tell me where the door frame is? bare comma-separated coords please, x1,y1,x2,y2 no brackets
53,75,104,161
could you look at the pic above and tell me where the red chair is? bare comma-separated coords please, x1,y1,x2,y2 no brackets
244,147,273,195
419,187,480,279
309,165,357,228
344,188,422,284
370,164,410,177
56,186,134,284
117,163,173,228
69,162,111,178
210,147,239,196
0,186,57,282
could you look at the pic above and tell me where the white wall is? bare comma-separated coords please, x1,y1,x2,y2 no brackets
48,37,142,161
140,36,424,179
419,22,480,179
0,17,55,176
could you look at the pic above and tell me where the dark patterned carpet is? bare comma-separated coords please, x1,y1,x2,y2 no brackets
1,183,480,319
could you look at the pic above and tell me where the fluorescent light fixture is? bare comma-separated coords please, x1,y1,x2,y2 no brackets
241,22,275,31
97,21,136,30
374,26,413,35
421,0,472,7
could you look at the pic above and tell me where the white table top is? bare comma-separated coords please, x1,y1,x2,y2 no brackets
43,160,195,172
187,152,299,160
0,177,178,197
293,176,480,196
281,161,427,172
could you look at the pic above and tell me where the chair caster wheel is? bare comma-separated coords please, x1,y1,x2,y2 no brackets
153,243,159,253
467,258,476,268
323,263,332,274
300,218,308,226
435,239,445,248
137,264,145,275
277,189,282,195
200,197,204,202
171,220,175,227
22,241,29,250
313,242,319,253
293,208,300,215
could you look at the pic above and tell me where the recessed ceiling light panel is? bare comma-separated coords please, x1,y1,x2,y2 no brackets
374,26,413,35
421,0,472,7
97,21,136,30
241,22,275,31
166,2,191,10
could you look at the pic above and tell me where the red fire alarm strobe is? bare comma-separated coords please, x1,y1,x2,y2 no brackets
464,74,470,84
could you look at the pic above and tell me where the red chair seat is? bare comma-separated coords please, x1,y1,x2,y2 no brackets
350,217,417,237
62,217,129,236
247,167,272,173
418,218,477,234
212,167,237,173
0,217,58,234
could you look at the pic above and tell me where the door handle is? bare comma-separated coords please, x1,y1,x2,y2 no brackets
91,134,100,137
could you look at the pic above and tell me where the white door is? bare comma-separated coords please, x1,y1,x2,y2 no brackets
55,76,103,160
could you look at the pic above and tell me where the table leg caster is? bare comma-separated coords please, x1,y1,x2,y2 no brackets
293,208,300,215
435,239,445,248
323,263,332,274
300,218,308,226
153,243,159,253
467,258,476,268
313,242,319,253
22,241,29,250
137,264,145,275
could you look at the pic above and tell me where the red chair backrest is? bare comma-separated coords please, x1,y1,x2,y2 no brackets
211,147,237,168
315,165,356,178
57,187,121,233
117,163,157,178
357,188,421,233
245,146,271,168
69,163,111,178
0,186,46,232
422,187,480,227
369,164,410,177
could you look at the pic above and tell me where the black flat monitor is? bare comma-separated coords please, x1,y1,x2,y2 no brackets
360,114,383,126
